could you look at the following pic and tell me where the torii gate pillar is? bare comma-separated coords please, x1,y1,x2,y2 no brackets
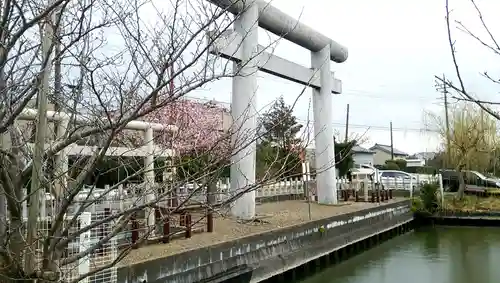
208,0,348,219
311,45,337,204
229,1,258,219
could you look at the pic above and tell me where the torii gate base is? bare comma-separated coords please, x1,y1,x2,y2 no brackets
209,0,348,220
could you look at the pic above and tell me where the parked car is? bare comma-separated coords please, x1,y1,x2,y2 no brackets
377,170,418,191
440,169,500,192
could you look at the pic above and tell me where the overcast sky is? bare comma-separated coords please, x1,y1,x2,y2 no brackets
187,0,500,154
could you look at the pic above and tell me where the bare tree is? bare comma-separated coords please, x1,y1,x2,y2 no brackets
439,0,500,119
0,0,305,282
426,103,497,198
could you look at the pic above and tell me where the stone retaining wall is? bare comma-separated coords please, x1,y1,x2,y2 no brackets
118,200,412,283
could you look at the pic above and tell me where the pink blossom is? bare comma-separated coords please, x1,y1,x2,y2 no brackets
151,99,230,154
113,99,231,156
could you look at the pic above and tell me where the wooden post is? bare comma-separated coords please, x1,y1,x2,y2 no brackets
185,213,192,238
207,212,214,233
131,214,139,248
363,179,369,202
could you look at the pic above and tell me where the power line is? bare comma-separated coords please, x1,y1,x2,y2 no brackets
257,75,441,102
342,89,440,102
182,95,440,133
297,119,439,133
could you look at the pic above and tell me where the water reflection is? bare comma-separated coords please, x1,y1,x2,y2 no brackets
298,227,500,283
420,227,440,259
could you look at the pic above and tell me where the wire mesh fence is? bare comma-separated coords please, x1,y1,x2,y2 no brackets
6,210,118,283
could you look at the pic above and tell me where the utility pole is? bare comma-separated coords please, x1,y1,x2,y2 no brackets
344,104,350,142
390,121,394,160
26,8,54,273
437,74,452,168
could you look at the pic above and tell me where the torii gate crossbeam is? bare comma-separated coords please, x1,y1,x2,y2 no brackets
207,0,349,219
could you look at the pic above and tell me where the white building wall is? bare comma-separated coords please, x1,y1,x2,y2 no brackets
353,153,374,166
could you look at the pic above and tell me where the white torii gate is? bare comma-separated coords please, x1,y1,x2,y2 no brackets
207,0,348,219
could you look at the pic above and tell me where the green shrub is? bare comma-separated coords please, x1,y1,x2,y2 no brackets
382,160,400,170
411,197,424,212
420,183,439,213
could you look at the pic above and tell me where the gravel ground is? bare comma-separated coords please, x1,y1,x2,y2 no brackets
119,198,405,266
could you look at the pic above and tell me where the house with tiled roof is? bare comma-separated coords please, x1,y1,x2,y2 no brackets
304,144,376,168
369,143,409,166
351,145,376,166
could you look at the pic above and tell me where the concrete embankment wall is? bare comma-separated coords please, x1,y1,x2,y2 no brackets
118,200,412,283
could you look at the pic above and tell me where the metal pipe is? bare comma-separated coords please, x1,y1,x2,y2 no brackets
144,127,156,235
18,108,177,132
208,0,348,63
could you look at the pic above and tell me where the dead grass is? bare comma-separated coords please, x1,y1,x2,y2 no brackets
119,198,405,266
442,195,500,212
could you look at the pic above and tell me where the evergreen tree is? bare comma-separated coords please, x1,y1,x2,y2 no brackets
258,96,303,179
260,96,303,148
335,140,356,177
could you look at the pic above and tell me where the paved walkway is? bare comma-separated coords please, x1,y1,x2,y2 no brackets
119,198,406,266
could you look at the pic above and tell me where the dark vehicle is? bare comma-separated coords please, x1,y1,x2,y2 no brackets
440,169,500,192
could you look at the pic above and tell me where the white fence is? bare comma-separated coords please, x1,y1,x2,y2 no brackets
83,174,442,206
33,174,441,211
170,173,442,204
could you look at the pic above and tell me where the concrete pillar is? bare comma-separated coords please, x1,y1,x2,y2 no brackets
363,178,369,202
311,45,337,204
230,0,258,219
144,127,156,233
409,178,413,198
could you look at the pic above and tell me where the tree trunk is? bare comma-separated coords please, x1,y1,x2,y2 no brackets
457,165,466,200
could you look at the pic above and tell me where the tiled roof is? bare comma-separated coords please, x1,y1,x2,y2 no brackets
304,145,374,156
369,143,408,156
352,145,375,154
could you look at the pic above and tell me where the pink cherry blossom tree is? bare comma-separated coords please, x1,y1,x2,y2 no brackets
0,0,279,281
150,99,231,154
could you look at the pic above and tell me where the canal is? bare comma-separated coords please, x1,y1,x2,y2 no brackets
298,226,500,283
